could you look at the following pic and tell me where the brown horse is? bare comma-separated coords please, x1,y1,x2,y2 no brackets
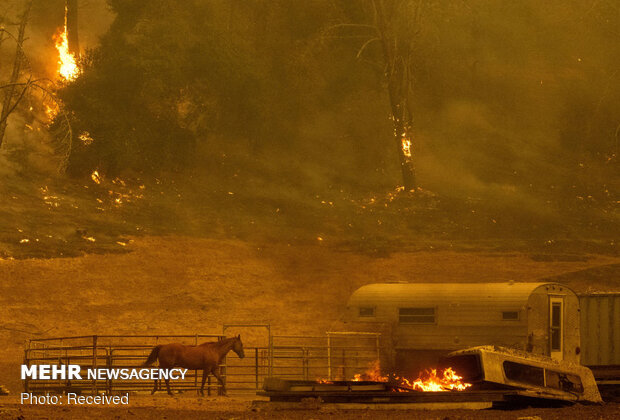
143,335,245,396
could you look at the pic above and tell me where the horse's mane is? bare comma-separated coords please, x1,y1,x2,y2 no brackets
199,336,236,347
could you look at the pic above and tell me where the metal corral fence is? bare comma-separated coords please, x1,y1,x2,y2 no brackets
269,332,381,382
24,335,225,395
23,330,381,395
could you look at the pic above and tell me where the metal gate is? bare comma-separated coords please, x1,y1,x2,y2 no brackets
270,332,381,381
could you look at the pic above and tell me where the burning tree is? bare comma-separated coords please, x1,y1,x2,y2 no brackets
55,0,80,81
0,0,75,171
372,0,419,191
328,0,428,191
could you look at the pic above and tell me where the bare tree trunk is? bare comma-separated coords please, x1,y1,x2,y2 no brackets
0,30,6,74
0,2,31,148
374,0,417,190
66,0,80,57
386,58,416,191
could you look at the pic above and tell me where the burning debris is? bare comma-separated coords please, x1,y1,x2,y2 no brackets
91,170,102,184
261,346,601,407
349,360,472,392
78,131,94,145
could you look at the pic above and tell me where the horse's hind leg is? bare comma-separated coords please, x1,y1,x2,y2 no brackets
211,367,226,396
200,369,208,396
151,379,158,395
164,377,172,396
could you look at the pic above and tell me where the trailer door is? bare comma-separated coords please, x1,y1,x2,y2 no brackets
550,297,564,360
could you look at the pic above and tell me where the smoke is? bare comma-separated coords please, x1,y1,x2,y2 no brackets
0,113,57,178
1,0,615,245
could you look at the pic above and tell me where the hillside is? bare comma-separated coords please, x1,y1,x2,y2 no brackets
1,234,619,393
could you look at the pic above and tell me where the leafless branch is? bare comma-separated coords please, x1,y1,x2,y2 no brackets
356,37,380,59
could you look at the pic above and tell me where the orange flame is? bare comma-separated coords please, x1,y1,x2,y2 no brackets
401,136,412,158
54,7,79,81
352,360,387,382
408,368,471,392
91,170,102,184
350,360,471,392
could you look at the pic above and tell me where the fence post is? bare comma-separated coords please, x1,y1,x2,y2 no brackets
255,348,259,390
92,335,98,394
303,348,308,380
107,348,112,394
23,348,29,393
268,334,273,377
327,335,332,380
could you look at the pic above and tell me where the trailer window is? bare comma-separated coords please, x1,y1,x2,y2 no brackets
503,361,544,387
545,370,584,394
502,311,519,320
359,307,375,317
399,307,435,324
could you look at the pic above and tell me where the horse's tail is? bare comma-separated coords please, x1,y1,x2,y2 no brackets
143,345,162,367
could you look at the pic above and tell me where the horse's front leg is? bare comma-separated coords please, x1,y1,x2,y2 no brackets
211,367,226,396
200,369,208,396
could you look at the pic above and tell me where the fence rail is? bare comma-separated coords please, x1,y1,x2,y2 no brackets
24,331,381,395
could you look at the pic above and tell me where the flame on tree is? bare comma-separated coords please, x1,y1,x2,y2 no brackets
55,0,79,81
329,0,422,191
373,0,419,191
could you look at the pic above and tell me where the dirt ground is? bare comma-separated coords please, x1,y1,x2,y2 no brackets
1,235,619,418
0,395,619,420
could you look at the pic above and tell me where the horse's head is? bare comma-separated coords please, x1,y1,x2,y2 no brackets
233,334,245,359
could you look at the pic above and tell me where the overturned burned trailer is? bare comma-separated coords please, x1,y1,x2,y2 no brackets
444,346,601,404
344,282,580,373
259,346,602,407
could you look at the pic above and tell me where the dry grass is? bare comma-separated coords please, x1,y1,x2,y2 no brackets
1,235,619,393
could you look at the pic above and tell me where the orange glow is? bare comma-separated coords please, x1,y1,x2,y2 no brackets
91,170,102,184
54,7,79,81
401,136,412,158
350,360,471,392
408,367,472,392
352,360,387,382
45,104,58,121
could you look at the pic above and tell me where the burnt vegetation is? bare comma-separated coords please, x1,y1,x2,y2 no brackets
0,0,618,258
